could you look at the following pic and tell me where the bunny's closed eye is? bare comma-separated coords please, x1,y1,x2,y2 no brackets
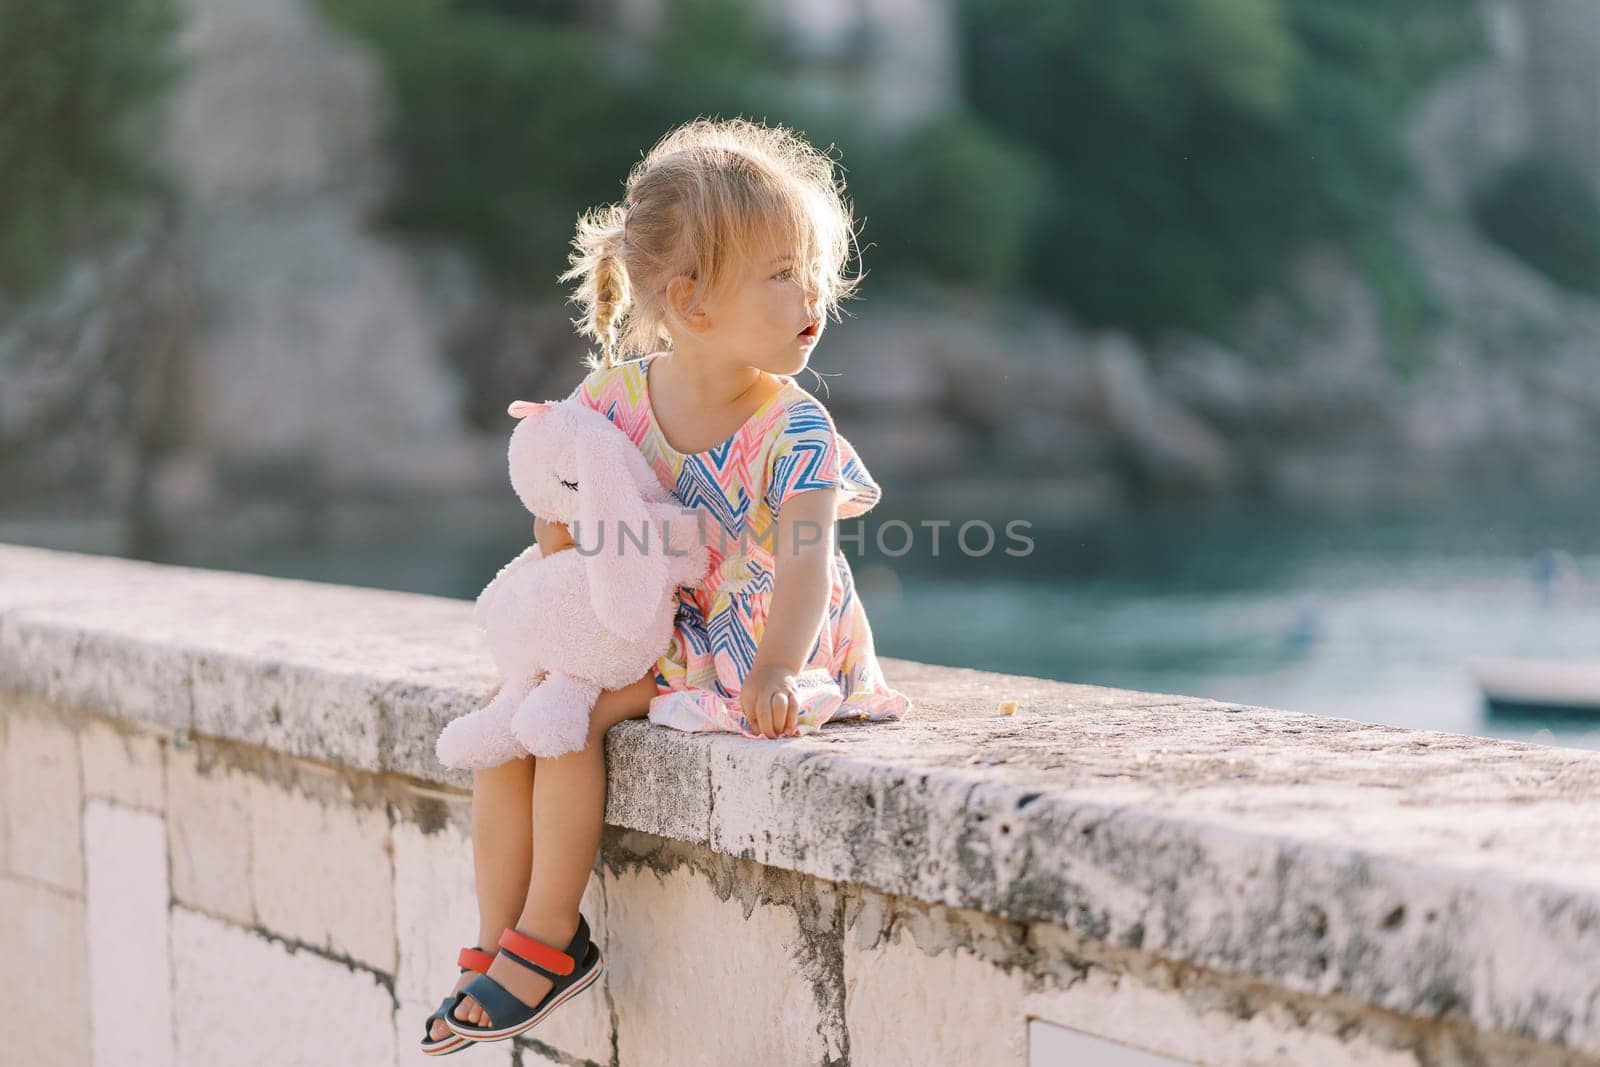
560,479,579,491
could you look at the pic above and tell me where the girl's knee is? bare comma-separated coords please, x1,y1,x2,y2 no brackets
472,754,534,786
585,674,656,745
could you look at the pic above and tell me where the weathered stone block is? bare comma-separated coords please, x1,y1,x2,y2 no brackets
607,861,835,1065
80,715,167,811
4,705,84,892
189,656,387,772
604,720,713,843
166,741,254,923
0,874,89,1067
248,770,396,973
85,801,174,1067
843,889,1426,1067
0,622,195,733
392,793,478,1005
0,708,9,873
172,906,395,1066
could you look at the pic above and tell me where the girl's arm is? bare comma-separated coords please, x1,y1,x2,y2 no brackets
534,515,576,555
743,487,838,738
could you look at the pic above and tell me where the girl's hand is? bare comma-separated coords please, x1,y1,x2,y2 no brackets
534,516,575,555
741,664,801,739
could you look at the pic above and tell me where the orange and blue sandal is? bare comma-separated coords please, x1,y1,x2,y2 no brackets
418,945,496,1056
442,915,605,1044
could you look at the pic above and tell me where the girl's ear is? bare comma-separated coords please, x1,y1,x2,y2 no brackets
574,429,669,642
665,275,708,333
508,400,551,420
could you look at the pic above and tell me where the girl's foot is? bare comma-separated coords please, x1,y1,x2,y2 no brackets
427,968,481,1044
451,914,578,1027
427,931,508,1043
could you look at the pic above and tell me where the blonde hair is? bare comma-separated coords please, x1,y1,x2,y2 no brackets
558,116,864,371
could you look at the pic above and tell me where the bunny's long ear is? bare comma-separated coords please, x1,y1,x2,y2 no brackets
508,400,551,419
575,427,669,642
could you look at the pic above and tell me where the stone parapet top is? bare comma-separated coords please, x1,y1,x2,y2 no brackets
3,543,1598,1054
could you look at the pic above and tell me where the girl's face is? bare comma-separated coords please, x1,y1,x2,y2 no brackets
687,240,824,375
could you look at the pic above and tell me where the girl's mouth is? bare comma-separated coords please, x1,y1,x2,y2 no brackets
798,320,820,339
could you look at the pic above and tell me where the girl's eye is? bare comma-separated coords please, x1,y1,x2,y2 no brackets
774,267,793,281
560,479,579,491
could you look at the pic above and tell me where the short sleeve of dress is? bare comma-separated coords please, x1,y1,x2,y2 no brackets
563,363,623,423
564,365,606,408
763,396,883,520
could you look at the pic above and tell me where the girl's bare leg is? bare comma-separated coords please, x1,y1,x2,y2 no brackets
428,754,536,1041
471,756,537,948
453,668,656,1025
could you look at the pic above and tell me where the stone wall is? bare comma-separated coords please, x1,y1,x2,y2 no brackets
2,542,1598,1066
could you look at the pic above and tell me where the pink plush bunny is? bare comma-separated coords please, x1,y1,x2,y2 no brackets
435,397,709,767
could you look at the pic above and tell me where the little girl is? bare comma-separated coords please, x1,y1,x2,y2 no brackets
422,116,912,1054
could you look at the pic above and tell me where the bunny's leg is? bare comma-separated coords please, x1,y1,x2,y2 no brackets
510,671,603,758
436,676,538,771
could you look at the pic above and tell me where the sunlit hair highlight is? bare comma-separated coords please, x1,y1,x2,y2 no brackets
558,116,864,371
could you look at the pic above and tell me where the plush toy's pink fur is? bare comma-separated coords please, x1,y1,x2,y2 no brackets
435,397,709,767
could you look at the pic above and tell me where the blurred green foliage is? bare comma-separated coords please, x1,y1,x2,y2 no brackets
845,111,1050,293
960,0,1482,339
316,0,1045,302
1473,156,1600,296
321,0,1482,351
0,0,182,302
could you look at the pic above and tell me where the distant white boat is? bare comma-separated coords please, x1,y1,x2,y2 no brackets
1474,657,1600,717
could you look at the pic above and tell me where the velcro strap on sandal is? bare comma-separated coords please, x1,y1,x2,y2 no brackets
498,927,575,977
457,946,495,973
456,973,526,1030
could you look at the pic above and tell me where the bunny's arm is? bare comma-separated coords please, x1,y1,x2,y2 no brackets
654,504,711,587
473,542,543,631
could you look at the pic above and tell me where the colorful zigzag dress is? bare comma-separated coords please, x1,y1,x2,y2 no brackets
568,352,913,736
